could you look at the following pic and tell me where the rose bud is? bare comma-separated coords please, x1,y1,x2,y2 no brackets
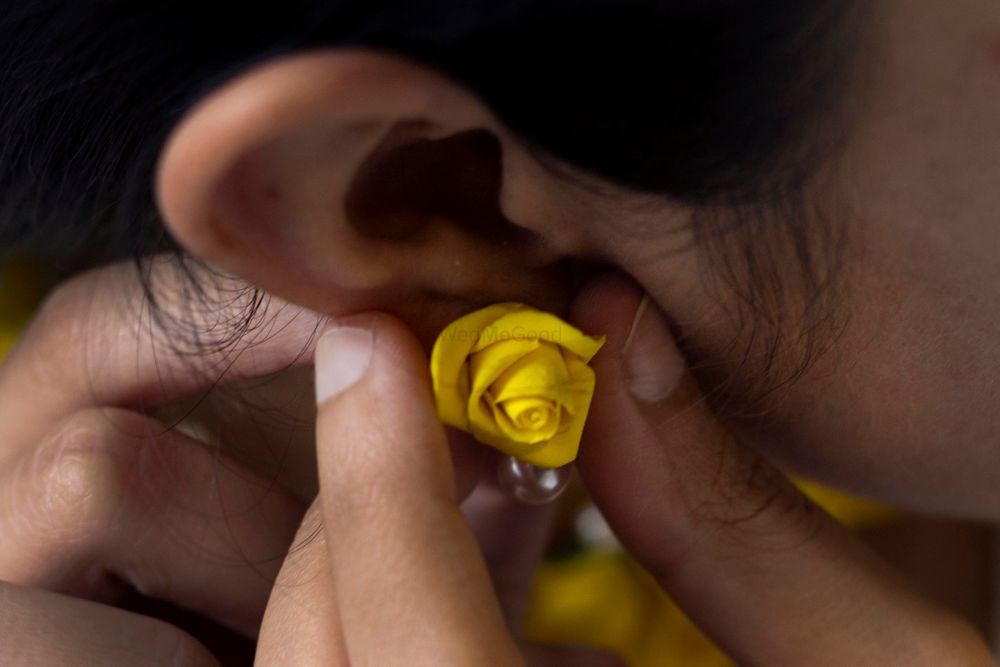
430,303,605,467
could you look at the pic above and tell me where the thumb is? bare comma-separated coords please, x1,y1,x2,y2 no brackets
569,273,992,666
313,314,521,665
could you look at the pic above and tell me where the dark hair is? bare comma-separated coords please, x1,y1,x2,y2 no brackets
0,1,867,402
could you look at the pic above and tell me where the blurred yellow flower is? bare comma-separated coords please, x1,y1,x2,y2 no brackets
430,303,605,467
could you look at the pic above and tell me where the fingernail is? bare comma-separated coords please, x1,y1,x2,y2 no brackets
622,294,685,404
314,325,374,404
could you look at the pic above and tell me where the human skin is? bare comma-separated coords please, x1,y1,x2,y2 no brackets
153,0,1000,519
654,0,1000,517
0,0,998,663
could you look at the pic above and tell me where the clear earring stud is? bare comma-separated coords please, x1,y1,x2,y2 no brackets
496,455,572,505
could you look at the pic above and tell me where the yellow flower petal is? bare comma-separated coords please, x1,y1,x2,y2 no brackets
472,308,605,362
493,396,561,444
527,359,597,467
559,346,599,415
491,344,574,409
429,302,605,468
430,302,521,429
467,338,541,444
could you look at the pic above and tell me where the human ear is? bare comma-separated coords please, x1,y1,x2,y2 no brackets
154,49,598,331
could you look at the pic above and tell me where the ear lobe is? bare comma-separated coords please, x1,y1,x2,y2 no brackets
154,49,577,318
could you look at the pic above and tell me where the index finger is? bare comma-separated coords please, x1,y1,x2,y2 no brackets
0,256,325,458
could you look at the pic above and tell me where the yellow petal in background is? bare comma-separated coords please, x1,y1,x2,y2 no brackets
525,552,733,667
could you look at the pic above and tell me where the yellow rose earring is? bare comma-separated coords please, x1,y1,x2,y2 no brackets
429,303,605,504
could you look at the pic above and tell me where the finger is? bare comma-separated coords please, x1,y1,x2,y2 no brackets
570,273,994,665
461,460,558,632
523,643,626,667
0,580,219,666
256,500,348,666
256,462,496,665
0,407,306,638
314,315,522,665
0,257,326,459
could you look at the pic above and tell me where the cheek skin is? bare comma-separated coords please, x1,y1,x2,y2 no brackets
668,150,1000,519
635,220,1000,520
777,0,1000,516
660,165,1000,519
820,216,1000,514
731,280,1000,520
610,0,1000,519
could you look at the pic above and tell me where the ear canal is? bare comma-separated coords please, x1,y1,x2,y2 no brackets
344,120,541,247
